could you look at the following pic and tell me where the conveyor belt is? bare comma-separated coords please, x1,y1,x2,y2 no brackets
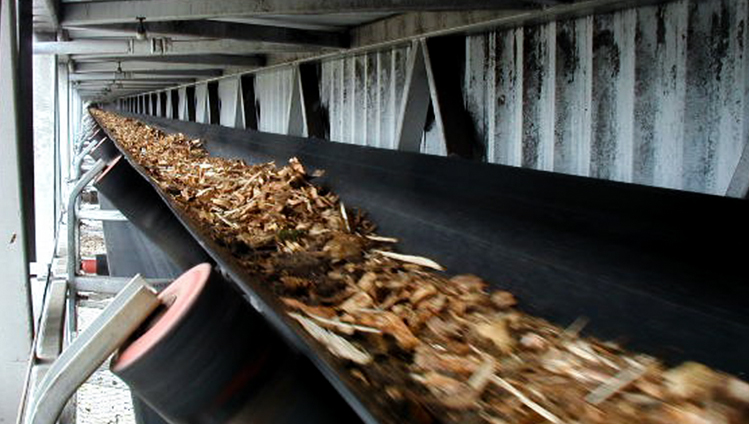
110,112,749,374
94,110,749,424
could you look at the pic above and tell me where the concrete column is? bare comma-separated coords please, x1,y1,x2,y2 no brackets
0,0,34,421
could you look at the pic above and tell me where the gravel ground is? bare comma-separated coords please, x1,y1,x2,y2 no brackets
79,212,106,258
75,299,136,424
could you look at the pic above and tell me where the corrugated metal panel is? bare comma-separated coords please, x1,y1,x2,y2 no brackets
177,87,187,120
255,68,294,134
188,0,747,197
218,77,241,128
321,45,411,148
195,83,208,124
464,0,748,196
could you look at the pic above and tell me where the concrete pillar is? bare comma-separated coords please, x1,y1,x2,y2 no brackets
0,0,34,421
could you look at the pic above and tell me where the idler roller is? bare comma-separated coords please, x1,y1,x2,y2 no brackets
89,136,120,162
94,156,211,270
112,264,361,424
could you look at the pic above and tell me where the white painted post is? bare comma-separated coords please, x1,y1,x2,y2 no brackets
0,0,34,421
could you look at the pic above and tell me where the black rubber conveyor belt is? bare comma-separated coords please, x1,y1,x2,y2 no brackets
94,109,749,424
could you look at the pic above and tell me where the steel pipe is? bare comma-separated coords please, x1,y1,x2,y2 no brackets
66,159,107,339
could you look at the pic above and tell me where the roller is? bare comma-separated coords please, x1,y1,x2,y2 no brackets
89,136,120,162
94,155,210,271
112,263,361,424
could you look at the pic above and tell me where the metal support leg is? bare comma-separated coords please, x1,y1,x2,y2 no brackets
66,159,107,340
24,275,160,424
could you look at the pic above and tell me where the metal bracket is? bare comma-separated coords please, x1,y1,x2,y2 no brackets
24,275,160,424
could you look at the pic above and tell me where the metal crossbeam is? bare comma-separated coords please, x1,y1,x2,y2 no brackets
61,0,546,26
72,20,347,48
35,38,314,56
77,54,265,67
71,70,221,80
74,61,225,73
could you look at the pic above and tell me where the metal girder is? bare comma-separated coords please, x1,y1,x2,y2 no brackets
727,140,749,199
36,38,314,56
75,79,193,86
73,61,225,73
72,20,347,48
70,72,208,81
395,40,431,152
35,39,128,55
75,54,265,67
61,0,548,26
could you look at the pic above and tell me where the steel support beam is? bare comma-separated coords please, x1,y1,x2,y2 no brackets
395,40,432,152
71,73,201,81
727,140,749,199
73,20,347,48
61,0,545,26
74,61,225,73
75,79,194,86
76,54,265,67
37,38,311,56
287,67,305,137
0,0,34,420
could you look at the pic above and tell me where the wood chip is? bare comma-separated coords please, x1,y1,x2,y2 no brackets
373,250,445,271
474,318,515,354
365,234,399,243
340,202,351,233
585,359,651,405
490,375,565,424
289,312,372,364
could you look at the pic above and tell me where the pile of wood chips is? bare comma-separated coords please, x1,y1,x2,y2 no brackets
93,109,749,424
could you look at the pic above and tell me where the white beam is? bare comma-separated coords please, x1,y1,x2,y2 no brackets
75,54,265,67
61,0,541,26
37,38,312,56
73,20,346,48
74,61,225,72
70,72,206,81
34,39,128,55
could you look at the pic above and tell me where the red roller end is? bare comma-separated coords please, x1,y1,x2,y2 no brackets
81,259,98,274
111,263,212,373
